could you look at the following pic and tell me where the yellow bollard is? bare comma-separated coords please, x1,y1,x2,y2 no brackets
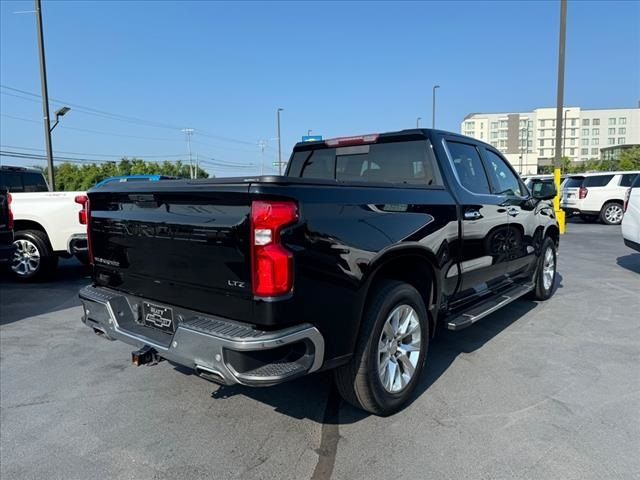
553,167,566,234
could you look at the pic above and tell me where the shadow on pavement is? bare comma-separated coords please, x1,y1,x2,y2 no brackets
0,259,90,326
616,253,640,274
191,290,545,426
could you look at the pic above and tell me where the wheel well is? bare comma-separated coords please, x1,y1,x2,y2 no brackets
545,225,560,248
14,219,46,234
364,254,437,337
604,199,623,206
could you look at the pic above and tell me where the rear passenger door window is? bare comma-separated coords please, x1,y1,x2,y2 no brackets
445,141,491,195
482,149,524,197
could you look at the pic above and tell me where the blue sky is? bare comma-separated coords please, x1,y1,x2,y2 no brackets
1,0,639,177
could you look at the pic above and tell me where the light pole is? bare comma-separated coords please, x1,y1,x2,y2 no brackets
277,108,284,175
34,0,55,191
307,129,312,137
432,85,440,128
562,108,570,162
553,0,567,234
416,117,422,128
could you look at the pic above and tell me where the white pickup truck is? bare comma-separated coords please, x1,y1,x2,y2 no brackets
0,166,88,280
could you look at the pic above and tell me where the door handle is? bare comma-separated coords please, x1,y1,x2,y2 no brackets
464,210,482,220
507,207,520,217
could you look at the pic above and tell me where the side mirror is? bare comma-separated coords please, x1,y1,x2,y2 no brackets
531,180,557,201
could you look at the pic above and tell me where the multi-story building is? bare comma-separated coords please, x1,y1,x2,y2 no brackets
460,107,640,174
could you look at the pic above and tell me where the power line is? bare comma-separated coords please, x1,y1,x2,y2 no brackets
1,84,263,147
0,144,187,159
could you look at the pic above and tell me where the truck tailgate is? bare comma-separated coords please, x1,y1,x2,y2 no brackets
89,183,253,320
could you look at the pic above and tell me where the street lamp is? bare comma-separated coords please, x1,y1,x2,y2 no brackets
307,129,312,136
277,108,284,175
49,106,70,132
432,85,440,128
416,117,422,128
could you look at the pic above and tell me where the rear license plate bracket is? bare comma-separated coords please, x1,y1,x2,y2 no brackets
142,302,175,333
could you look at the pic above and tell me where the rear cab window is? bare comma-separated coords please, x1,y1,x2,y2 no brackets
287,140,443,187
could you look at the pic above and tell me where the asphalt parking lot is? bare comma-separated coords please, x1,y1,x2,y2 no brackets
1,221,639,480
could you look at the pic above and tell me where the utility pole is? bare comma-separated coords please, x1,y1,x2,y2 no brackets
553,0,567,234
307,129,312,137
34,0,54,191
432,85,440,128
182,128,194,179
277,108,284,175
416,117,422,128
258,139,266,176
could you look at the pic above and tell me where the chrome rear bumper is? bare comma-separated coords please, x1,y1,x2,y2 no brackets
79,285,324,387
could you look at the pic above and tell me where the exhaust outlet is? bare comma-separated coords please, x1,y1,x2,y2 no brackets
195,365,227,385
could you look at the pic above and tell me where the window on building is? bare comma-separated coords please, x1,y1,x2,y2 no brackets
499,120,508,128
582,128,589,136
465,121,475,129
491,141,498,147
491,122,498,130
571,129,576,136
592,128,599,136
491,131,498,139
592,118,600,126
608,128,615,135
619,118,627,125
552,120,556,127
608,138,615,145
539,139,544,147
581,148,588,155
618,127,626,135
570,148,575,155
581,138,589,146
608,118,616,125
618,137,626,145
570,119,577,126
582,119,590,126
592,138,599,146
500,130,507,138
539,130,545,137
527,140,533,148
570,138,576,146
539,149,545,157
591,148,599,155
499,140,507,148
551,139,555,147
539,120,545,127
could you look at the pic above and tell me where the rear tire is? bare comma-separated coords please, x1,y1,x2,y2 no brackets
334,280,429,416
600,202,624,225
11,230,58,281
531,237,557,301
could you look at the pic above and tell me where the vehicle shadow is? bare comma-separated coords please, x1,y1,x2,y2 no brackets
616,253,640,274
0,259,90,326
191,287,548,426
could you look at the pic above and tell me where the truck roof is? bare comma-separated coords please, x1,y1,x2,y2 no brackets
293,128,488,151
0,165,44,174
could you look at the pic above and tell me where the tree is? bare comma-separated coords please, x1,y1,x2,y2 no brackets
47,158,210,191
618,146,640,171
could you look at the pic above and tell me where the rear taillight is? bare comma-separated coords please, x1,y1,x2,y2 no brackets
250,200,298,297
7,193,14,231
75,195,88,224
579,186,588,199
74,194,93,264
624,188,631,212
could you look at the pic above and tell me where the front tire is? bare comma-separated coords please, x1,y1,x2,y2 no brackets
334,280,429,416
531,237,557,300
600,202,624,225
11,230,58,281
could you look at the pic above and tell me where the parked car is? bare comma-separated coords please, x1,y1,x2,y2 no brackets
94,174,179,188
78,129,560,415
521,174,566,192
0,166,88,280
621,174,640,252
0,189,15,264
561,171,640,225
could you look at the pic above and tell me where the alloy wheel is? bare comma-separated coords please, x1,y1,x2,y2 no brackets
542,246,555,291
377,304,422,393
604,204,623,224
11,239,41,277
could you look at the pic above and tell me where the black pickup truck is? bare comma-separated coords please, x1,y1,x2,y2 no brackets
79,129,559,415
